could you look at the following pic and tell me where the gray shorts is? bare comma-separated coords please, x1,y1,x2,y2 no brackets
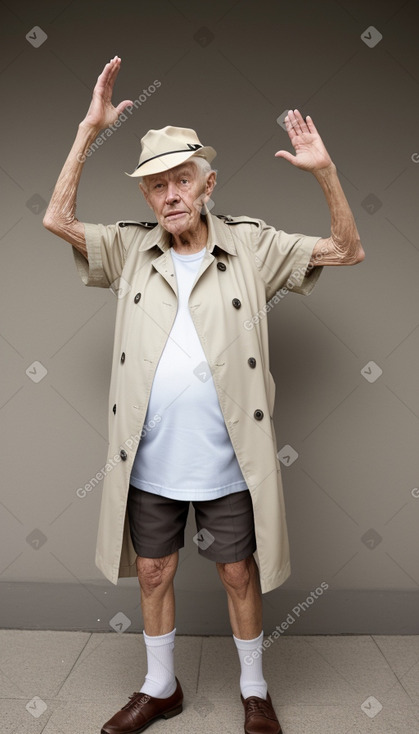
126,485,257,563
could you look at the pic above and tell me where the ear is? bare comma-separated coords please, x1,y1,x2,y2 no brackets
204,171,217,199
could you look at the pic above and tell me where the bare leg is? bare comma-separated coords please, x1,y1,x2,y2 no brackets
136,551,179,635
216,555,263,638
217,555,270,703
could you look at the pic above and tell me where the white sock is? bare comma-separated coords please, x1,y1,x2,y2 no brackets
233,630,268,700
139,627,177,699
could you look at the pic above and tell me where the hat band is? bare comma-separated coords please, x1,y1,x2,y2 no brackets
135,144,203,171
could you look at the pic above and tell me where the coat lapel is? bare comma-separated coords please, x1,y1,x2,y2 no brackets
137,205,238,297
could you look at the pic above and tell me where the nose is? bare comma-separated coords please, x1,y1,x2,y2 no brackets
165,182,180,203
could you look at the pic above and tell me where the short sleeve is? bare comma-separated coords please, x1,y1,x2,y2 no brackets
249,218,324,301
72,222,141,288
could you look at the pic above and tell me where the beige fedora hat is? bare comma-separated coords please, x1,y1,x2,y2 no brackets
125,125,217,177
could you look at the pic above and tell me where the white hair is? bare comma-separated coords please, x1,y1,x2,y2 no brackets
190,155,213,178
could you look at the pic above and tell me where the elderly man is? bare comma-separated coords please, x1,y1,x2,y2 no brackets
43,56,364,734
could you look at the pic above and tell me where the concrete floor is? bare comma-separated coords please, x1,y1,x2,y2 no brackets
1,631,418,733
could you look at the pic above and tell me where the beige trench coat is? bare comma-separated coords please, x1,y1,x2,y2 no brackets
72,207,323,594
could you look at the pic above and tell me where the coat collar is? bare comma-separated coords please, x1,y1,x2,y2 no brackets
137,204,237,256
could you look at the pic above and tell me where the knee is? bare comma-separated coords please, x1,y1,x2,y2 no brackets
136,553,178,594
217,556,253,595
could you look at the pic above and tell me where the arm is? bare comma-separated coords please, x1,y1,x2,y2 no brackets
275,109,365,267
43,56,133,260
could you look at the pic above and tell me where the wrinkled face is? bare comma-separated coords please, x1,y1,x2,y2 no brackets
140,161,215,236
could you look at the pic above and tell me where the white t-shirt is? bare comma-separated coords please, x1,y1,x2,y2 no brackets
129,245,247,500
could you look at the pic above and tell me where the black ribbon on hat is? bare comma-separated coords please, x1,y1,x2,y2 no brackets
135,143,203,171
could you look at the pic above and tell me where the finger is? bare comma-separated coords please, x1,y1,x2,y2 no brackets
305,114,318,135
116,99,134,115
275,150,297,165
96,58,116,94
103,55,119,76
288,109,303,135
106,57,121,90
284,115,298,142
108,56,121,81
100,56,119,85
103,57,121,102
97,61,111,85
293,109,309,134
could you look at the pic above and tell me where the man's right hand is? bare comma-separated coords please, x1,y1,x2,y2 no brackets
43,56,133,257
81,56,133,132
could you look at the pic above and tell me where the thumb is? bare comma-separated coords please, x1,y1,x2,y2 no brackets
116,99,134,115
275,150,297,165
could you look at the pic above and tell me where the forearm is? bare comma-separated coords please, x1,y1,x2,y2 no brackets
311,164,365,265
43,121,101,256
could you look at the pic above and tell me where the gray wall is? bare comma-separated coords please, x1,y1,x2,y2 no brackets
1,0,418,633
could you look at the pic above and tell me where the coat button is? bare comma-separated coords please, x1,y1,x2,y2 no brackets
112,404,116,414
217,262,226,271
120,449,127,461
254,409,264,420
134,292,141,303
120,352,125,363
232,298,241,309
248,357,256,368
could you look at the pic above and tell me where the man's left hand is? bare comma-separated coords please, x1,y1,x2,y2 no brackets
275,109,333,173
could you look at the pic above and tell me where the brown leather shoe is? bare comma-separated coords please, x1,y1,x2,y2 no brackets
101,678,183,733
241,690,282,734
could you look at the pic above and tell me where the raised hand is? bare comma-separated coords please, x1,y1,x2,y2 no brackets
81,56,133,131
275,109,333,173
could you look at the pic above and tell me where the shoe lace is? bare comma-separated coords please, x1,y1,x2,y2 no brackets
246,697,275,720
122,692,150,710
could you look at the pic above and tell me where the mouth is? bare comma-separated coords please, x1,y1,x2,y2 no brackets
164,211,187,219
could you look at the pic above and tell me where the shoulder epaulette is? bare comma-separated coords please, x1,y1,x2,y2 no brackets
216,214,260,226
117,220,158,229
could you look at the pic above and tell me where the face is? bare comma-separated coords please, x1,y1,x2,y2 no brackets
140,161,216,237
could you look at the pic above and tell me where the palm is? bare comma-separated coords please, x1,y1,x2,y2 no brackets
83,56,133,131
275,109,333,172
